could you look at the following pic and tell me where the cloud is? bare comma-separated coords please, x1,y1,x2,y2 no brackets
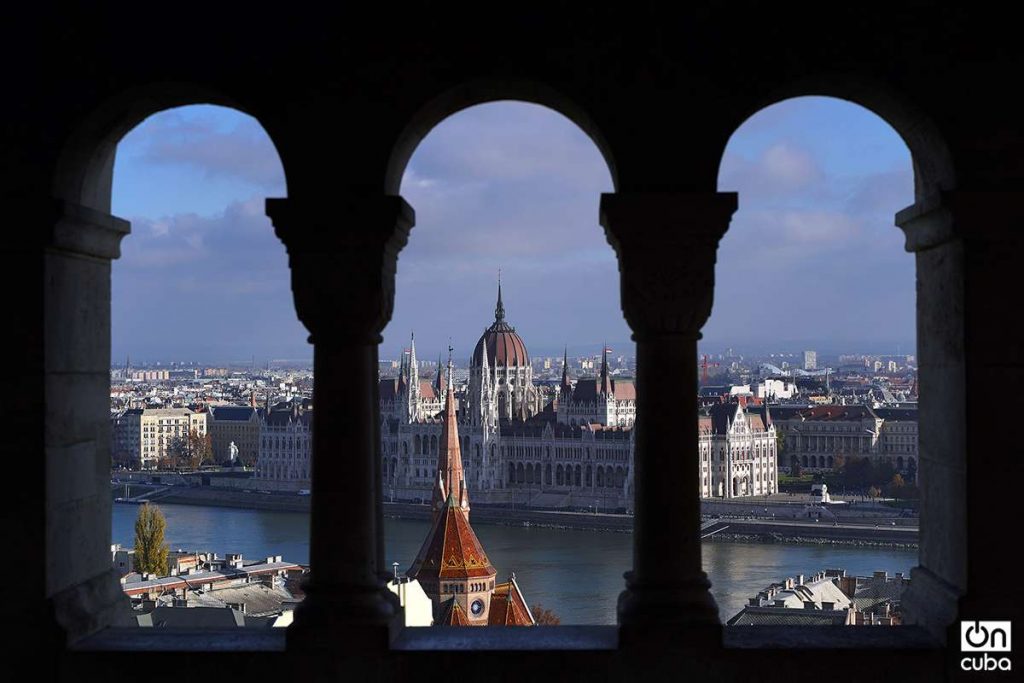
112,99,918,361
403,102,614,193
845,167,915,216
775,210,860,244
128,110,286,190
719,142,824,199
113,195,307,360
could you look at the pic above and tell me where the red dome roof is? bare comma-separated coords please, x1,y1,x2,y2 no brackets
473,322,530,368
471,282,529,367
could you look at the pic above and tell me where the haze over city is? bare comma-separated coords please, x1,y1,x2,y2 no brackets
112,98,915,364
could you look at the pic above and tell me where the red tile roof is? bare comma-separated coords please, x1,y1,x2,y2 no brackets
438,598,470,625
407,500,497,582
488,577,535,626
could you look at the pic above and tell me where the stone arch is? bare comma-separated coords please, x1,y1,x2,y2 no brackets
545,463,552,485
516,462,524,484
574,464,582,487
586,465,592,487
414,435,421,455
54,87,289,213
597,466,605,488
508,462,515,484
385,82,619,194
716,89,954,201
430,434,438,454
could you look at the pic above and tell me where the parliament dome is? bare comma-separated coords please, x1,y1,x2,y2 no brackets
471,283,530,368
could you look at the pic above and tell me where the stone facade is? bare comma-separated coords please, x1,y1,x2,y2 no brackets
773,405,917,476
698,402,778,498
206,405,263,466
111,407,207,470
254,401,312,492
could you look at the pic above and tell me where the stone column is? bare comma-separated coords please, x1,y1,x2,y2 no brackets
601,191,737,635
267,194,412,649
45,201,136,642
897,191,1024,640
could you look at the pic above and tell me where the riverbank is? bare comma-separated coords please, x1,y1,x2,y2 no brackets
113,484,918,546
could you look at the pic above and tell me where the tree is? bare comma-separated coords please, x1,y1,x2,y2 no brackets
112,447,138,470
134,503,169,576
790,456,802,478
867,485,880,499
888,473,906,500
906,458,918,484
169,429,212,470
531,604,561,625
186,428,213,470
832,454,846,472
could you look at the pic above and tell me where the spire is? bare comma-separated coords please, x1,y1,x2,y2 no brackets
409,332,419,394
560,346,572,396
600,344,611,395
397,350,408,393
432,345,469,518
434,352,445,396
495,271,505,322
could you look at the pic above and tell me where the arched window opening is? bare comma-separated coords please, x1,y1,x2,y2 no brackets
378,100,630,626
707,96,921,625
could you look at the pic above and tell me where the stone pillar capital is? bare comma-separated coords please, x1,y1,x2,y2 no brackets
47,200,131,261
266,194,414,345
600,192,738,338
896,190,1024,252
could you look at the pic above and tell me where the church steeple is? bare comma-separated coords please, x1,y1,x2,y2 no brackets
432,347,469,519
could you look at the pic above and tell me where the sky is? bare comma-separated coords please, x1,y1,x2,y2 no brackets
111,98,916,365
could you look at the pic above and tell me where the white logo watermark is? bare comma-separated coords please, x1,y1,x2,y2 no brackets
961,621,1012,672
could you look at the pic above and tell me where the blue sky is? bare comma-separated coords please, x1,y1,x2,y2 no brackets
111,98,915,364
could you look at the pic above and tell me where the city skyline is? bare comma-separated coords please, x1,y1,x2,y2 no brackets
112,98,915,362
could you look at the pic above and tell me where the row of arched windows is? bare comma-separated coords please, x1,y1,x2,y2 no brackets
506,462,627,489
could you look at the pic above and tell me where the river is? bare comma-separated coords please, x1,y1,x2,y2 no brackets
113,502,917,624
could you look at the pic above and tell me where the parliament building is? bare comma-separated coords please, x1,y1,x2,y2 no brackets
379,284,777,509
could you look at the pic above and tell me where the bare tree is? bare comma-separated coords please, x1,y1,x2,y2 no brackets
531,604,561,625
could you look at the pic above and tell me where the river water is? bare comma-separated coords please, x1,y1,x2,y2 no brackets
112,503,916,624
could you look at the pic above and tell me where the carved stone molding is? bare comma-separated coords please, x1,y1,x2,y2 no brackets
48,200,131,261
897,190,1024,253
600,192,737,338
266,195,414,345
